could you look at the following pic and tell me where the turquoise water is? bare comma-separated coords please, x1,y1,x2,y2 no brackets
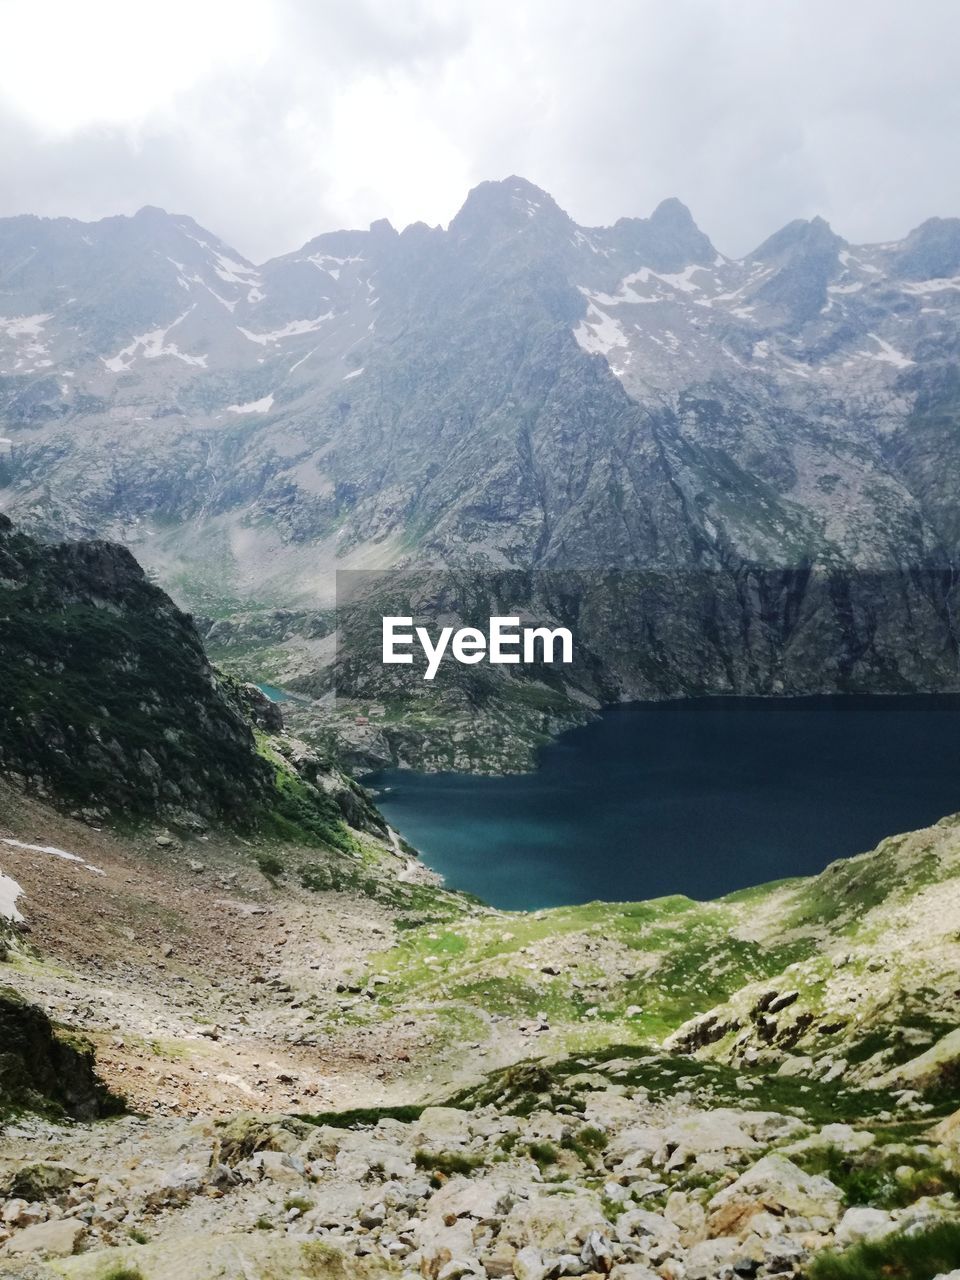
365,695,960,910
257,683,293,703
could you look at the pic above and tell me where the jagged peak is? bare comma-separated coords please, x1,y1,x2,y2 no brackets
608,198,716,270
749,215,845,263
369,217,398,239
468,175,557,205
903,214,960,239
649,197,698,230
399,220,443,243
893,215,960,279
449,176,568,237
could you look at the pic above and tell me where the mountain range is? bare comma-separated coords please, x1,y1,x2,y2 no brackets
2,177,960,609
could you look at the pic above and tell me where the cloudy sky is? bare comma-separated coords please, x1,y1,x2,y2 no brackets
1,0,958,263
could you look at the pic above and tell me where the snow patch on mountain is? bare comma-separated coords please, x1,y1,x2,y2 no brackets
1,838,104,875
212,251,259,286
0,870,24,922
0,313,52,370
864,334,914,369
574,304,629,356
239,314,334,345
307,254,363,281
0,314,50,341
102,309,208,371
226,394,275,414
901,275,960,295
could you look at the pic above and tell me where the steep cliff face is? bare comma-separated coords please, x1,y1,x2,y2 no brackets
0,513,273,822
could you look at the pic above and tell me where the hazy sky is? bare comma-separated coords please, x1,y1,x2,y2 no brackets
1,0,958,263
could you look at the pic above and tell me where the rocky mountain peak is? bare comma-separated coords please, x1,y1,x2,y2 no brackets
893,215,960,280
607,198,716,272
745,215,846,324
133,204,173,221
449,176,569,242
749,214,844,265
368,216,398,240
649,195,698,230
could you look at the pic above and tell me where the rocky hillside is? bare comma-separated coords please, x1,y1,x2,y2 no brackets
0,987,119,1123
1,785,960,1278
0,513,278,824
0,514,389,842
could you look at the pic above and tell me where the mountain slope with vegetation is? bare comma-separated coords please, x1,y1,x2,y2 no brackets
1,527,959,1278
0,514,384,849
2,787,960,1279
0,512,277,824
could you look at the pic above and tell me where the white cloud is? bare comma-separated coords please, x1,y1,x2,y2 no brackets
0,0,957,261
0,0,276,132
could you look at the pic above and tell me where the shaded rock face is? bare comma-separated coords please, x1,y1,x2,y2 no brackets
0,514,274,823
0,988,120,1120
235,682,284,733
334,565,960,715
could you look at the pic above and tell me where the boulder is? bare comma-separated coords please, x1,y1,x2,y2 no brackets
249,1150,305,1184
300,1184,365,1229
614,1208,679,1247
427,1176,513,1225
683,1236,743,1279
783,1124,875,1157
418,1221,479,1278
1,1200,28,1227
513,1245,550,1280
776,1055,815,1077
580,1229,614,1274
659,1110,759,1169
835,1205,894,1246
663,1192,706,1247
583,1093,639,1128
1,1217,85,1258
607,1126,665,1167
707,1154,842,1238
932,1108,960,1147
502,1189,609,1251
1,1161,80,1201
413,1107,473,1146
438,1260,483,1280
483,1238,517,1277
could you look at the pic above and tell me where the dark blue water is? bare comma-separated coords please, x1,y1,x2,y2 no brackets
365,696,960,910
